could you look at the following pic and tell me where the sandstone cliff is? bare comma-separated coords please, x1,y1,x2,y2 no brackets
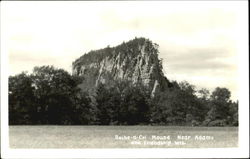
72,37,170,95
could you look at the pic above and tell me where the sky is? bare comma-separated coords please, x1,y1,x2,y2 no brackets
1,1,248,101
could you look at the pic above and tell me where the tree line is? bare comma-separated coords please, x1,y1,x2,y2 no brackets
9,65,238,126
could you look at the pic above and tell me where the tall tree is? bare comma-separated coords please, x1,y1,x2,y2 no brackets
31,66,82,124
95,83,114,125
120,84,150,125
9,72,36,124
204,87,232,126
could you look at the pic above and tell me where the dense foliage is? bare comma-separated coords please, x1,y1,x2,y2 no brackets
9,66,238,126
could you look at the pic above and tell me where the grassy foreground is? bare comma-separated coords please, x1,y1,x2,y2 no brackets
9,126,238,148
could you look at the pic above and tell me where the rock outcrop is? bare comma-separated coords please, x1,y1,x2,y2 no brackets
72,37,170,95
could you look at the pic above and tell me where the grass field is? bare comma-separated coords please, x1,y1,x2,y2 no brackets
9,126,238,148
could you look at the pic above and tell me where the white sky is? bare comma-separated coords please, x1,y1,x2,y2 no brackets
1,1,248,101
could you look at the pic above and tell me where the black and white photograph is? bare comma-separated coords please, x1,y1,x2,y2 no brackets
0,1,249,158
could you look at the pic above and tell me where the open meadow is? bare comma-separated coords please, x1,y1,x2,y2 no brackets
9,126,238,148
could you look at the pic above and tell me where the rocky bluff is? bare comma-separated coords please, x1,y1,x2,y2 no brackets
72,38,171,95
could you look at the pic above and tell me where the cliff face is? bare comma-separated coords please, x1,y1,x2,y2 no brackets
72,38,170,95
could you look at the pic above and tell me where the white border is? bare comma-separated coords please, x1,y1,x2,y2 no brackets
1,1,249,158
